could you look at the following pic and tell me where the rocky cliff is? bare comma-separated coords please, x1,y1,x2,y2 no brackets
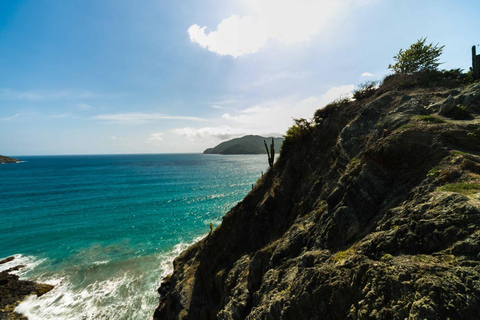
154,75,480,320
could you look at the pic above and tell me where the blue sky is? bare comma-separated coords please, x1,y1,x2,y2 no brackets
1,0,479,155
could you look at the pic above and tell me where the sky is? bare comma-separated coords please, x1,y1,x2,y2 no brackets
0,0,479,155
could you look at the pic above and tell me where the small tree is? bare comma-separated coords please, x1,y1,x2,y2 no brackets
388,38,444,74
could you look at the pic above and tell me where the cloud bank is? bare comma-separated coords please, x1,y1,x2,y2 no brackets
94,113,206,124
168,84,354,144
188,0,344,57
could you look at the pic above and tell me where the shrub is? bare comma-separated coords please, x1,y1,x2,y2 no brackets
333,248,355,262
438,183,480,195
381,254,393,262
388,38,444,74
281,118,315,155
380,69,473,92
414,115,446,124
427,167,440,178
442,68,473,84
284,118,314,142
314,96,351,124
352,80,378,100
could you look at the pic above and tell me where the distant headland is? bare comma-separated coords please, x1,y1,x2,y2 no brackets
0,155,19,164
203,135,284,155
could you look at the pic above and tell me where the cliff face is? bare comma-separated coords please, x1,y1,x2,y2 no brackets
154,80,480,320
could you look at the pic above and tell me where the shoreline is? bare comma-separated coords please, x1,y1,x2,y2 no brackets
0,256,54,320
0,234,207,319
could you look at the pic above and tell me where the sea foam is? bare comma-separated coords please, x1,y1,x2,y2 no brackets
15,236,205,320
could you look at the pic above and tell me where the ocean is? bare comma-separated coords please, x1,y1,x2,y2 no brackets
0,154,268,319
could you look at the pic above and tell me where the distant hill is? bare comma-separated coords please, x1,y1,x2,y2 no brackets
203,135,284,155
0,155,19,164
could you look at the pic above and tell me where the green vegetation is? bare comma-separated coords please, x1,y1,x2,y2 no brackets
381,254,393,262
438,183,480,195
284,118,314,142
427,167,440,178
450,150,469,157
388,38,444,74
333,247,355,262
281,118,315,155
413,115,446,124
349,157,360,166
381,69,474,91
395,124,415,132
467,128,480,138
352,80,378,100
314,96,351,124
279,282,294,295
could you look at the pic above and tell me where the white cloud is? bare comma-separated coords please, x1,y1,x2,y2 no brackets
1,111,73,121
188,0,345,57
0,88,101,101
241,105,268,114
361,72,374,77
170,84,353,145
172,126,247,140
1,112,38,121
217,84,353,131
210,105,224,109
250,71,310,86
94,113,206,124
320,85,354,102
148,133,164,144
188,15,268,57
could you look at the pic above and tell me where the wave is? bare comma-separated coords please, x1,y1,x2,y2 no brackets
0,254,46,277
14,236,206,320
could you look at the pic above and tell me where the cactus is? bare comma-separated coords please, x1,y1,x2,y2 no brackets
473,45,480,80
264,139,275,168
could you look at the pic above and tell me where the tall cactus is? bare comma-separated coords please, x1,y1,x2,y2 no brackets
264,138,275,168
473,45,480,80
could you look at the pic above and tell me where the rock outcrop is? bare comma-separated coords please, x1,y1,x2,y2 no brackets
0,257,53,320
155,78,480,319
0,155,19,164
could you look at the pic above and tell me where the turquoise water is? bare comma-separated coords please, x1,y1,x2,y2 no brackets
0,154,267,319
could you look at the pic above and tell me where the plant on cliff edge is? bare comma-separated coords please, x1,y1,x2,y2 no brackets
388,37,444,74
284,118,314,142
352,80,378,100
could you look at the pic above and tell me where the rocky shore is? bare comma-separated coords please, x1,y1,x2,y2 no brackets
154,75,480,319
0,257,53,320
0,156,19,164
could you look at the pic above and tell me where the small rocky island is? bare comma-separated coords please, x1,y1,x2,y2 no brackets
203,135,284,155
0,155,19,164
